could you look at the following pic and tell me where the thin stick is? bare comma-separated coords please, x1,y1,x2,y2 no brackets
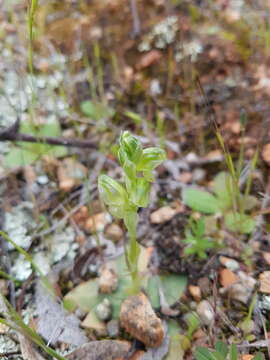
129,0,141,36
0,119,97,149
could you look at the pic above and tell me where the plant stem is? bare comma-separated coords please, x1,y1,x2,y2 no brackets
128,234,140,293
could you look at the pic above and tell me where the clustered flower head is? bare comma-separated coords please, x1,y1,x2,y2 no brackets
98,131,166,233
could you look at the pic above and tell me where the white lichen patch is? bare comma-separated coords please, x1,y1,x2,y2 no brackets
4,204,35,249
0,334,21,360
175,39,203,62
50,226,78,263
11,255,32,281
138,16,178,52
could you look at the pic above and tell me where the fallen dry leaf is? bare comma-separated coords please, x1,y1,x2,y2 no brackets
136,50,162,70
66,340,131,360
259,271,270,294
219,268,238,287
35,283,88,346
120,292,164,348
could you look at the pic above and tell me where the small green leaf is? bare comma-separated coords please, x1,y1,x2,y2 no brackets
182,188,220,214
98,175,128,207
215,341,228,357
212,172,233,210
229,344,238,360
137,147,166,173
195,347,215,360
225,212,255,234
253,353,264,360
147,274,187,308
80,100,115,121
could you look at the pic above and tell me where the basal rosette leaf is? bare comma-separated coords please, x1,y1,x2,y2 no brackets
119,131,143,165
182,188,220,214
98,174,128,207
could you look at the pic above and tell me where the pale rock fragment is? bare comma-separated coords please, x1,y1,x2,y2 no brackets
150,206,177,224
197,300,214,326
98,264,118,294
105,223,123,242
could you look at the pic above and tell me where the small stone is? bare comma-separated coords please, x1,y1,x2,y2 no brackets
188,285,201,302
98,264,118,294
105,223,123,242
129,350,146,360
150,206,177,224
197,300,214,326
219,268,238,287
85,212,111,232
178,171,192,183
259,271,270,294
96,298,112,322
192,168,206,182
219,256,239,271
120,292,164,348
263,252,270,265
107,319,120,338
224,272,256,303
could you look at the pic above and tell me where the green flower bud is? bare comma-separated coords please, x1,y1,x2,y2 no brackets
98,174,127,207
130,178,151,208
119,131,143,165
137,147,166,172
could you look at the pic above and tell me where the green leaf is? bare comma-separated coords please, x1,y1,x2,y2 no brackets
119,131,143,165
212,172,233,210
253,353,264,360
98,175,128,207
225,212,255,234
182,188,220,214
147,274,187,308
229,344,238,360
63,279,100,312
80,100,115,121
215,341,228,357
195,347,216,360
137,147,166,173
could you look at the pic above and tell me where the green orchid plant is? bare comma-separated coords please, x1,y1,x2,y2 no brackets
98,131,166,293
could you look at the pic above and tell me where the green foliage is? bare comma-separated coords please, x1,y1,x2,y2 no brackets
195,341,264,360
80,100,115,121
182,172,257,235
182,188,219,214
183,217,218,259
147,274,187,308
4,119,67,168
98,131,166,292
